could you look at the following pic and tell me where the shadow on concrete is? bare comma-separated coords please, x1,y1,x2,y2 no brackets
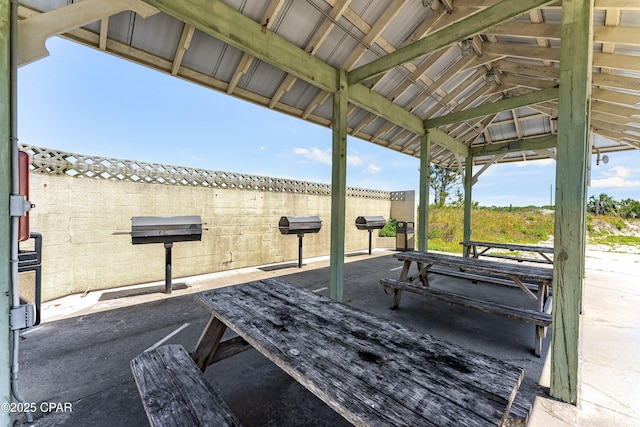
98,283,189,301
258,262,302,271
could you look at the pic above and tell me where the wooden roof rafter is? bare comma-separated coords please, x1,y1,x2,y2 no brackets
16,0,640,171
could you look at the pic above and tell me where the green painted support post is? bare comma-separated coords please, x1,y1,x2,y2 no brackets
463,157,473,246
0,1,14,425
329,69,348,302
551,0,594,404
418,132,430,252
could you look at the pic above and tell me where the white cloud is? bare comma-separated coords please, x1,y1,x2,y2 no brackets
293,147,332,165
260,146,266,151
293,148,365,167
364,163,381,174
592,166,640,189
347,155,362,167
288,148,384,176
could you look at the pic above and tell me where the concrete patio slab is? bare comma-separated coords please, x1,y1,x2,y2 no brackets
11,248,640,426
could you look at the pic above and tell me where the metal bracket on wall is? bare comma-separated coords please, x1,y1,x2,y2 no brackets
9,304,35,331
9,194,34,217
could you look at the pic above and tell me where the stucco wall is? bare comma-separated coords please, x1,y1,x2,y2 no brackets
21,173,411,301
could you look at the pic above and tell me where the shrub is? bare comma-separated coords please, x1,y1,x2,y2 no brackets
378,218,397,237
619,199,640,219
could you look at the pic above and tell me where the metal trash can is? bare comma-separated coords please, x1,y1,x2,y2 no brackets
395,220,415,251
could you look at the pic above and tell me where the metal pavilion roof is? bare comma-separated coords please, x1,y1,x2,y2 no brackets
17,0,640,170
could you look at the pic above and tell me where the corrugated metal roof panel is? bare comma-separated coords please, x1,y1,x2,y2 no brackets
15,0,640,168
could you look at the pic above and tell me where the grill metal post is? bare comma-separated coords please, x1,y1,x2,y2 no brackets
278,216,322,268
164,242,172,293
130,216,203,295
298,233,304,268
355,216,386,256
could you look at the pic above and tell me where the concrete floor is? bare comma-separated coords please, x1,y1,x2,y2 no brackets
11,248,640,426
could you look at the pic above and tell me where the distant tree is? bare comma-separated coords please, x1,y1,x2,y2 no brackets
587,193,617,215
618,198,640,219
429,164,461,207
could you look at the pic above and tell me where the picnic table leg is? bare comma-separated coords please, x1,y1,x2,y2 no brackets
535,327,543,357
463,244,471,258
534,282,551,357
191,316,227,371
476,247,491,258
537,282,549,312
416,262,429,287
389,260,413,309
399,260,411,281
390,289,403,309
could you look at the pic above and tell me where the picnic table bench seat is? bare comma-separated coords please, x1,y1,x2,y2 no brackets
131,344,242,427
381,278,552,327
428,265,549,295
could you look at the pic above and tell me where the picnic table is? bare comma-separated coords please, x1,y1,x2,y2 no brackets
461,240,554,264
381,251,553,356
189,278,530,426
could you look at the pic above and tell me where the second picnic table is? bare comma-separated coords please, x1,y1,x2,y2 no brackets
381,251,553,356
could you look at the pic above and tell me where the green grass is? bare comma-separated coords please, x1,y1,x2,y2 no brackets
589,234,640,246
385,207,639,253
426,207,555,253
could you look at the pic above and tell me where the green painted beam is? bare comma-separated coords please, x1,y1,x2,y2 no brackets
143,0,337,93
348,0,557,84
426,87,559,129
329,69,348,302
469,135,557,156
144,0,425,138
551,0,593,405
426,128,469,157
0,1,13,424
418,133,429,252
348,84,424,136
463,157,473,245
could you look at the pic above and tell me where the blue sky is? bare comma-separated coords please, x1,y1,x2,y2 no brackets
18,37,640,207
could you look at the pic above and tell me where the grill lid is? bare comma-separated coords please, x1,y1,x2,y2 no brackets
278,216,322,235
131,215,203,244
355,216,386,230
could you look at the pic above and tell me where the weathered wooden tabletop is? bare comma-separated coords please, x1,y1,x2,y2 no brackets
394,250,553,284
461,240,554,254
194,278,525,427
461,240,554,264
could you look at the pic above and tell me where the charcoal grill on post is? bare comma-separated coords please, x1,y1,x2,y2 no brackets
278,216,322,268
131,216,203,293
355,216,386,255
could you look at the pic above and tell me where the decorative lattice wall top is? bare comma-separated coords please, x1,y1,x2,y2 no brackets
20,144,404,201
